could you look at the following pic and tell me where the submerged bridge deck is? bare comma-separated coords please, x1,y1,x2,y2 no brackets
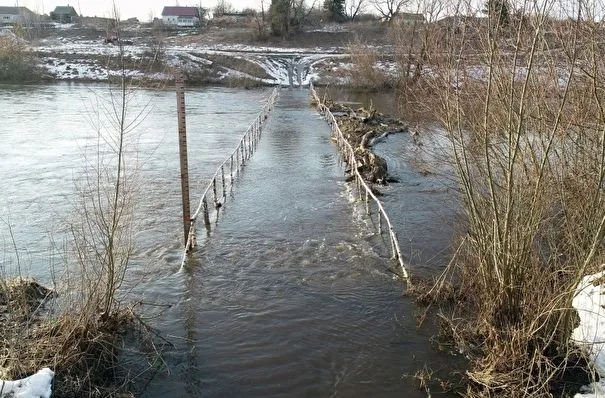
184,86,408,279
159,88,440,397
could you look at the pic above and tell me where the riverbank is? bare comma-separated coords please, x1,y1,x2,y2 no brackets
1,21,381,87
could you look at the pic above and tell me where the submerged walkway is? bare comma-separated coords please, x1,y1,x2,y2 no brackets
147,89,451,397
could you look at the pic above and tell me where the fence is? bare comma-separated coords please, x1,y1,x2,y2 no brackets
309,82,409,280
181,86,280,264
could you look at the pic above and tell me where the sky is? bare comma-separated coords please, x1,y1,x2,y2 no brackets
6,0,260,21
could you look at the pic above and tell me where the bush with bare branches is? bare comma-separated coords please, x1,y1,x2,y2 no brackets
0,37,39,82
414,0,605,395
0,11,168,397
347,37,395,88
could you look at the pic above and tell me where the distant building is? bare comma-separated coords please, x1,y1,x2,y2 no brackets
50,6,78,23
161,6,201,27
0,6,37,25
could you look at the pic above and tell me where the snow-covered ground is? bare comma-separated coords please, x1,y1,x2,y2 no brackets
573,270,605,397
29,33,348,85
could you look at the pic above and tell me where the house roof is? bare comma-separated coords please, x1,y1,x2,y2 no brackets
0,6,34,16
161,6,199,17
53,6,78,16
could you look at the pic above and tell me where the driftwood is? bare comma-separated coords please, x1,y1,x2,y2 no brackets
328,102,408,185
357,150,388,184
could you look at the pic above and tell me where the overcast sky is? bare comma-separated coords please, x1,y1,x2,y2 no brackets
8,0,259,21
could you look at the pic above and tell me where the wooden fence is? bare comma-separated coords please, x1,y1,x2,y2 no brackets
309,82,409,279
181,86,280,264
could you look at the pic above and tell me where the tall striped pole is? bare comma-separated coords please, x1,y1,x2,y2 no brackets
176,70,191,246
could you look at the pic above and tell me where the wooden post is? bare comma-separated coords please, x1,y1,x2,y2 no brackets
203,197,211,232
230,155,234,179
221,165,226,198
212,178,217,203
176,71,191,246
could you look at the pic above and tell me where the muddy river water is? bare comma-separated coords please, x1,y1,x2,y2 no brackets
0,83,460,397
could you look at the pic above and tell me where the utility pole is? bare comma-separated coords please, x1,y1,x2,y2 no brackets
176,71,191,246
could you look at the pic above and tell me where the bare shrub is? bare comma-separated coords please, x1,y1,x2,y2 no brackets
0,37,39,82
347,37,394,89
0,9,167,396
414,0,605,395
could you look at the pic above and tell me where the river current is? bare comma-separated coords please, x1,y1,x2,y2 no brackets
0,83,459,397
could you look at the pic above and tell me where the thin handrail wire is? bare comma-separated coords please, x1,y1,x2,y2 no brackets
309,82,409,279
181,86,280,266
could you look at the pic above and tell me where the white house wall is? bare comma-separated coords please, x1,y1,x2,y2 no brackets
162,15,199,27
0,14,22,23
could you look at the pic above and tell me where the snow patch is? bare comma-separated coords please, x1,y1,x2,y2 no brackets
0,367,54,398
304,24,349,33
573,270,605,397
0,29,27,44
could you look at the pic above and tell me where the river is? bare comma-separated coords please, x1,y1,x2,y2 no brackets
0,83,460,397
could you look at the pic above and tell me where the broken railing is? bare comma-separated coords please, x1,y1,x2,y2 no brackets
309,82,409,280
182,86,280,263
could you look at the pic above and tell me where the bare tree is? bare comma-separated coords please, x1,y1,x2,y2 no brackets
254,0,269,38
371,0,408,21
345,0,366,20
415,0,605,394
214,0,234,16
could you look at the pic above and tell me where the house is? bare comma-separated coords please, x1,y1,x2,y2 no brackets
161,6,201,27
0,6,37,25
50,5,78,23
393,12,426,26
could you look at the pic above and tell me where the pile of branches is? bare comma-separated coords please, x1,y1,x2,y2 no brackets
324,99,409,185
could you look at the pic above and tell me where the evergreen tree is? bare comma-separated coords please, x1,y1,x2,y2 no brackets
270,0,291,37
484,0,510,27
323,0,346,22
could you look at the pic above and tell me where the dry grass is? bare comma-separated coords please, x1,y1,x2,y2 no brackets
0,278,166,397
